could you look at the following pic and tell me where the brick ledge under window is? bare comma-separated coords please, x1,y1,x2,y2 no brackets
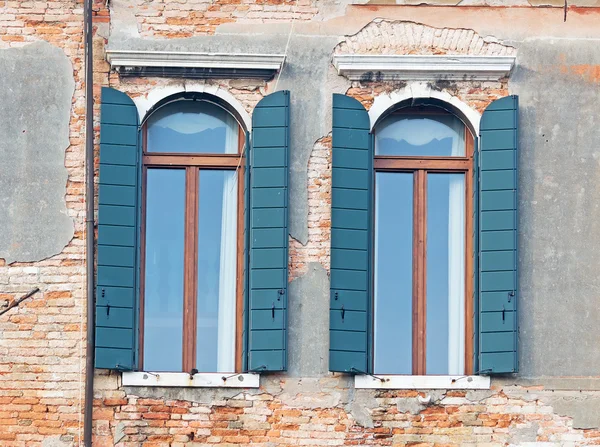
355,375,490,390
122,372,260,388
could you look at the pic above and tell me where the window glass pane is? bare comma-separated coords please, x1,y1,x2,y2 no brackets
426,173,465,375
374,172,413,374
197,170,238,373
147,101,239,154
143,169,185,372
375,113,465,157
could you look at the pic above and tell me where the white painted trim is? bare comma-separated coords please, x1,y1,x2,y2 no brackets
332,54,515,82
368,82,481,134
107,50,286,71
122,372,260,388
355,375,490,390
133,84,252,131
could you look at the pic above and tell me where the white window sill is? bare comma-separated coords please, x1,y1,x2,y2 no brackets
355,374,490,390
122,372,260,388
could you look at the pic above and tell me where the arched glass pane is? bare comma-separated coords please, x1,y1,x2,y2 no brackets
147,100,239,154
375,112,465,157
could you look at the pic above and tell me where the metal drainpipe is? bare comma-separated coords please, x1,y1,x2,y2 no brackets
83,0,95,444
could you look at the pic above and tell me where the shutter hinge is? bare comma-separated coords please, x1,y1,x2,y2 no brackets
508,291,514,303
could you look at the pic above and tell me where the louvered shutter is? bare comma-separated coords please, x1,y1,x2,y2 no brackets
247,91,290,371
95,87,141,370
329,94,372,373
478,95,519,374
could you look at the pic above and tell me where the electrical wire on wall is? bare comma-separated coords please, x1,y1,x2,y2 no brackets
229,0,298,192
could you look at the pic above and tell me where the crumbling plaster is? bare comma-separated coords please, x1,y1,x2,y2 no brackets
0,41,75,264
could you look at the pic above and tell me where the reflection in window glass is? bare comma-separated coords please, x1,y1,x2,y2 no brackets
426,173,465,375
375,113,465,157
196,170,238,373
143,169,185,372
374,172,413,374
147,101,239,154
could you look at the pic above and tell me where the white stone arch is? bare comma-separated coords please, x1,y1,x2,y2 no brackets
133,83,252,131
368,82,481,135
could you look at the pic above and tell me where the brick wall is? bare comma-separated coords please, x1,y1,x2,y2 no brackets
1,2,600,446
89,377,600,446
0,1,92,445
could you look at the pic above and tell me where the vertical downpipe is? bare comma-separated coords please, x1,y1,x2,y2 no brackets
83,0,95,445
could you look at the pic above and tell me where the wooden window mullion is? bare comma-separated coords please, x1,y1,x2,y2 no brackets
235,127,245,373
183,167,199,372
412,170,427,375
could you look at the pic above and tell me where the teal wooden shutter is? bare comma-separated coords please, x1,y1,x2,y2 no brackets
329,94,372,373
247,91,290,371
478,95,519,374
95,87,141,370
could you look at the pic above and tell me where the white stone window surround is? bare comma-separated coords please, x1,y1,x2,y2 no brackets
126,86,255,389
358,85,488,391
332,54,516,83
132,83,252,131
368,82,482,133
355,375,491,390
122,372,260,388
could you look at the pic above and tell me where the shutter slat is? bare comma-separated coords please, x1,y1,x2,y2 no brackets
95,87,140,371
247,91,290,372
478,95,519,374
330,94,372,373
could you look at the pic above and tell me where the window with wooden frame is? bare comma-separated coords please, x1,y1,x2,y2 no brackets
373,106,475,376
140,98,246,374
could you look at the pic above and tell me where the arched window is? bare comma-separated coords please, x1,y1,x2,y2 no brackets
373,106,474,376
141,97,245,373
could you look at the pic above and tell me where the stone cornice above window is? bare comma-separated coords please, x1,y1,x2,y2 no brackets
332,54,516,82
106,50,286,80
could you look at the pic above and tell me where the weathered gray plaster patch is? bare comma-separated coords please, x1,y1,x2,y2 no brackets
346,388,378,428
0,41,75,264
41,437,70,447
542,394,600,429
510,40,600,377
114,422,126,445
275,377,350,408
508,422,539,444
466,389,495,402
288,263,330,377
